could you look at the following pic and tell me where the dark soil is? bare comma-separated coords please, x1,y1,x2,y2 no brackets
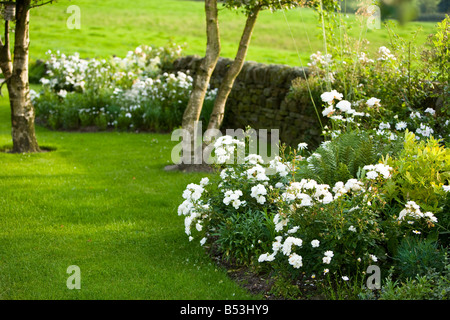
164,163,216,173
205,242,326,300
206,244,280,299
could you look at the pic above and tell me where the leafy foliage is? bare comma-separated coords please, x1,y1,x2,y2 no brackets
394,237,447,279
383,131,450,213
220,0,338,15
376,264,450,300
213,209,273,265
221,0,300,15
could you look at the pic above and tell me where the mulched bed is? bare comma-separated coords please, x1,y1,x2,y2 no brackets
205,242,326,300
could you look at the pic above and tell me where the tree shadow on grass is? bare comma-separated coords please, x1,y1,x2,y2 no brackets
0,144,57,154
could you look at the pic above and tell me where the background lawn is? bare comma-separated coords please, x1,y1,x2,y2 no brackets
21,0,437,66
0,86,260,299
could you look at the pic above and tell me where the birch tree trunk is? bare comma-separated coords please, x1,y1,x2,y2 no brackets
0,0,40,153
206,8,260,132
0,20,12,84
180,0,220,164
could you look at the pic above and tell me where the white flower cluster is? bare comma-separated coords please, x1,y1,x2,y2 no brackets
213,135,246,164
319,90,436,143
298,142,308,150
41,49,159,95
322,250,334,264
180,139,294,244
273,212,289,232
40,51,89,92
39,45,192,101
321,89,343,106
358,52,374,64
416,123,434,138
403,109,439,140
308,51,333,68
259,232,334,270
256,170,393,271
111,45,162,77
178,178,211,245
271,178,340,234
280,179,334,207
182,182,205,202
245,164,270,182
258,235,304,269
320,90,368,118
112,71,202,109
397,201,438,225
37,46,219,131
219,167,238,181
395,121,408,131
366,97,381,108
223,190,246,209
375,123,399,140
268,156,290,177
410,111,421,119
308,51,335,83
424,108,436,116
250,184,268,204
363,163,393,180
332,179,365,199
244,153,264,165
377,46,397,61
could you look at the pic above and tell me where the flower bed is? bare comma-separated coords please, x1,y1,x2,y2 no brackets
178,91,450,299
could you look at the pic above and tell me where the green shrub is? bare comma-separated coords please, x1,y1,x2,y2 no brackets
32,44,217,133
383,131,450,213
378,269,450,300
213,209,273,266
268,275,302,299
29,59,47,84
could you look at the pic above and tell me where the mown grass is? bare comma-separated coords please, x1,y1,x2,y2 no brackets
22,0,437,66
0,85,260,299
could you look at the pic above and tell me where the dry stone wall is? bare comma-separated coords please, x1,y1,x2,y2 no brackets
170,55,324,148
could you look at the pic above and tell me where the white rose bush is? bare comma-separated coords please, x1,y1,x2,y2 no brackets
178,84,449,296
178,133,295,264
179,143,395,281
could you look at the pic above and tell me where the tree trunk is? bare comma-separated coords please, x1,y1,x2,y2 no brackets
180,0,220,164
206,8,260,132
0,20,12,81
0,0,40,153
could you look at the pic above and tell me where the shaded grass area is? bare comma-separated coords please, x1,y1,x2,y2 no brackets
0,88,260,299
21,0,437,66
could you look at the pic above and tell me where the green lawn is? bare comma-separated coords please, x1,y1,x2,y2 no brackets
0,86,260,299
22,0,438,66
